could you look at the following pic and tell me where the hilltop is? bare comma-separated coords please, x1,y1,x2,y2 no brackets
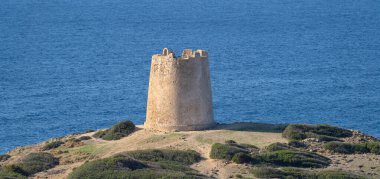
1,121,379,179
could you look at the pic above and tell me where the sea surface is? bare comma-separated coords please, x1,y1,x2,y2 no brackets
1,0,379,154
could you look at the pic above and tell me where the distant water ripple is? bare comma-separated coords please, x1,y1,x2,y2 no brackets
0,0,379,154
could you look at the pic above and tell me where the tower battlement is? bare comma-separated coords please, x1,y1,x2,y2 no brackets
153,48,208,60
145,48,215,131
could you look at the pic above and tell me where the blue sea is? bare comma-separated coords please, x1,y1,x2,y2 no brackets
1,0,379,154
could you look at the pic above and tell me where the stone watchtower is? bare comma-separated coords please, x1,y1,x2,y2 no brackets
144,48,215,131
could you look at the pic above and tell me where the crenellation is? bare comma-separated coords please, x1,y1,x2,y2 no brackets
194,51,201,58
196,49,208,57
162,48,174,56
155,48,208,61
182,49,193,59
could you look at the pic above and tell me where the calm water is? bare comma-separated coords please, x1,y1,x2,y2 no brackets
1,0,379,154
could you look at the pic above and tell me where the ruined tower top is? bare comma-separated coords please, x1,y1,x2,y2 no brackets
144,48,215,131
153,48,208,60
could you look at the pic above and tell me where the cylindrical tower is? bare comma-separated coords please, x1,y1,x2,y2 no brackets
144,48,215,131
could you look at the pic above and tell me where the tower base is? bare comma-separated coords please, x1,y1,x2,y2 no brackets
144,122,216,132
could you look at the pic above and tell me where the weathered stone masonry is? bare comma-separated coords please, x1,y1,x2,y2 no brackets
144,48,215,131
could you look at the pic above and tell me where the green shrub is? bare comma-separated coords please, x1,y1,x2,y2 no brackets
284,130,308,140
324,142,368,154
15,152,59,176
251,167,365,179
210,142,330,168
325,141,380,155
78,136,92,141
118,169,205,179
366,141,380,154
282,124,352,141
288,140,307,148
210,143,248,160
260,150,331,168
42,141,64,150
266,142,294,152
69,150,207,179
101,132,124,140
122,149,201,165
0,165,28,179
68,155,147,179
210,141,260,164
232,153,255,164
232,153,262,165
281,167,315,178
224,140,259,150
0,154,10,162
232,143,259,150
93,130,107,138
225,140,236,144
226,122,288,133
312,124,352,137
93,120,135,140
107,120,135,136
251,167,289,178
71,168,204,179
0,154,57,177
316,170,366,179
222,141,259,153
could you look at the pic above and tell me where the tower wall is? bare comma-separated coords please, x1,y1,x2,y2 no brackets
144,48,215,131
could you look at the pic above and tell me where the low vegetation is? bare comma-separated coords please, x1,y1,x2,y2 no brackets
252,167,307,179
93,120,135,140
78,144,108,156
210,143,250,161
316,170,367,179
0,153,59,178
69,149,208,179
251,167,366,179
324,141,380,154
15,152,59,176
210,141,330,168
266,142,295,152
224,122,288,133
288,140,307,148
68,155,147,179
121,149,201,165
231,153,259,164
0,154,10,162
210,142,262,165
0,165,28,179
282,124,352,141
3,122,377,178
42,141,64,150
78,136,92,141
366,141,380,154
260,150,330,168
